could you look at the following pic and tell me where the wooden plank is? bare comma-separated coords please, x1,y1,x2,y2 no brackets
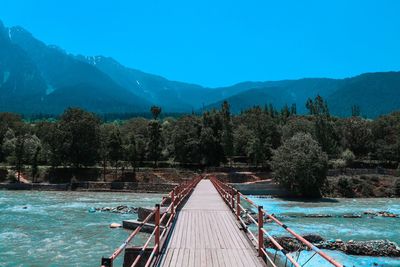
158,180,264,267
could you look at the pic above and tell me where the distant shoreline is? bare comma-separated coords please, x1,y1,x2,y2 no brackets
0,181,174,194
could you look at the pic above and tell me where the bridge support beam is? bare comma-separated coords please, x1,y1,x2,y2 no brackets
236,190,240,219
258,206,264,257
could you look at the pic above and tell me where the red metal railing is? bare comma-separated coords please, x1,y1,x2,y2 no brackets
210,176,343,267
101,175,203,267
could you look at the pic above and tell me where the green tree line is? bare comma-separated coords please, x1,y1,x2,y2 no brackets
1,97,400,188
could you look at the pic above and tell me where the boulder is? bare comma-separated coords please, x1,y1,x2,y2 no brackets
110,223,122,228
137,207,170,224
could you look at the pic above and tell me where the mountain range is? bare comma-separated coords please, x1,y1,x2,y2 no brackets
1,20,400,118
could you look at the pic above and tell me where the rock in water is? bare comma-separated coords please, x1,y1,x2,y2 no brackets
88,207,96,213
110,223,122,228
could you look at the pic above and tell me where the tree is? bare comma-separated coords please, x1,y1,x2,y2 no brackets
36,122,64,168
200,127,222,166
341,149,355,167
281,117,314,141
339,118,372,157
150,106,162,120
246,135,270,167
201,110,225,165
31,146,41,183
271,133,328,197
14,135,25,182
351,105,361,117
136,136,147,164
221,101,234,163
306,95,338,155
59,108,100,168
171,116,202,164
125,134,137,176
0,113,24,162
98,124,112,181
108,127,123,179
23,134,41,182
147,120,162,166
371,112,400,161
233,125,253,156
306,95,329,116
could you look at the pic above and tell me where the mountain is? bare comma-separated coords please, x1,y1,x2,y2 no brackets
205,73,400,118
1,22,151,114
1,19,400,117
0,21,47,114
327,72,400,118
203,78,343,114
77,56,211,112
203,87,287,113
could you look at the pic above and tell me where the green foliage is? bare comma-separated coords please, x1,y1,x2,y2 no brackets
306,96,339,155
221,101,234,160
341,149,355,166
351,105,361,117
339,117,372,157
150,106,162,120
337,177,354,197
395,179,400,196
1,97,400,173
59,108,100,167
31,146,41,182
271,133,328,197
108,126,123,173
171,116,202,164
147,120,162,165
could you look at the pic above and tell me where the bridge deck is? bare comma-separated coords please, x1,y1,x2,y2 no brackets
158,179,265,267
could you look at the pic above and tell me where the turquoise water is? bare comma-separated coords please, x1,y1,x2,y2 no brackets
1,191,399,267
249,196,400,267
0,191,163,267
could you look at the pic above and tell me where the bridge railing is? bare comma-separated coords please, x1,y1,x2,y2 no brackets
101,175,203,267
209,176,343,267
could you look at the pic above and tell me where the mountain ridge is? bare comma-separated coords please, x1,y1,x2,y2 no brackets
1,19,400,118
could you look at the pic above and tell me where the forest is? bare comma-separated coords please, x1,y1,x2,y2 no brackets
1,96,399,197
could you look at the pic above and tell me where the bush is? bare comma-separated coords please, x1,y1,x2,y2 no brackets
6,172,17,183
360,182,374,197
337,177,354,197
397,164,400,177
0,167,8,181
271,133,328,197
395,179,400,197
341,149,355,167
331,159,346,169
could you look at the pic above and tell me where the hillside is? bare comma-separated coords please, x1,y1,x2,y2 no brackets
327,72,400,117
204,78,343,114
1,19,400,117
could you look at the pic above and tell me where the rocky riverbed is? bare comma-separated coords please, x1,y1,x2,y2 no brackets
265,235,400,257
240,210,399,225
88,205,138,214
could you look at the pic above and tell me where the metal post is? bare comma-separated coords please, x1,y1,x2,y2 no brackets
155,204,160,254
171,189,175,215
231,189,235,209
258,206,264,257
236,191,240,219
101,257,112,267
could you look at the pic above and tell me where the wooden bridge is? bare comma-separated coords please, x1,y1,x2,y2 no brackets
101,176,343,267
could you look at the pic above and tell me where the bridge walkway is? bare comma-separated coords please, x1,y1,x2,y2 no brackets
158,179,265,267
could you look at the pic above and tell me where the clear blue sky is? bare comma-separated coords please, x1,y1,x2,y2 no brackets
1,0,400,87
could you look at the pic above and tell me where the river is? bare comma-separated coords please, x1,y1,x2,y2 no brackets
249,196,400,267
0,191,162,267
0,191,399,267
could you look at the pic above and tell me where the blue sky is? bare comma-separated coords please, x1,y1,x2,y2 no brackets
1,0,400,87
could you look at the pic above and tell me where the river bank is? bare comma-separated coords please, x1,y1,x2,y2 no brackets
0,181,176,193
